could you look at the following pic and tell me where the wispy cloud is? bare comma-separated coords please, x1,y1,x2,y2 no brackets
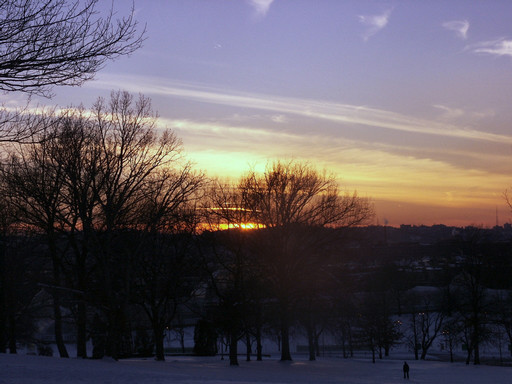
87,76,509,217
271,114,289,124
91,74,512,146
247,0,274,18
433,104,495,121
443,20,469,39
358,9,392,41
163,116,510,211
433,104,465,119
470,38,512,57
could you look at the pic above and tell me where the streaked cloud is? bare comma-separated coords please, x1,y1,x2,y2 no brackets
271,114,289,123
91,74,512,146
358,9,392,41
247,0,274,18
443,20,469,39
433,104,496,122
87,73,510,222
433,104,464,119
162,117,508,212
470,38,512,57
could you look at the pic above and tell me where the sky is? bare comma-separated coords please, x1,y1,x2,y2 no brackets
15,0,512,227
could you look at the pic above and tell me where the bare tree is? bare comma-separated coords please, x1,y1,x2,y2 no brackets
494,291,512,358
0,192,16,352
239,160,374,361
200,181,260,366
0,124,70,357
132,229,202,362
0,0,144,97
0,104,57,142
47,109,101,358
130,168,204,361
357,292,401,363
0,0,144,142
0,91,189,359
86,91,184,359
451,229,494,365
413,294,445,360
441,318,461,363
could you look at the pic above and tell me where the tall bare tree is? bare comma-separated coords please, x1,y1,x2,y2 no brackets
130,167,204,361
0,191,16,353
35,108,106,359
200,181,261,366
86,91,185,359
0,124,70,357
0,91,191,359
451,228,494,365
239,160,374,360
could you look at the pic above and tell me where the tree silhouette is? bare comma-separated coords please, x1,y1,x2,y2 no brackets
0,0,144,96
240,160,373,361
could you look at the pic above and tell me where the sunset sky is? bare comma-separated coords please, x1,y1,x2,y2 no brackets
15,0,512,227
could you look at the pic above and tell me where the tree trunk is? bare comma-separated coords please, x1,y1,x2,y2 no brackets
50,256,69,358
307,324,316,361
0,243,6,353
349,329,354,358
245,333,251,361
474,342,480,365
465,346,472,365
229,327,239,366
256,326,263,361
411,314,419,360
76,301,87,358
315,332,320,357
49,236,69,358
280,314,292,361
53,294,69,358
8,313,16,354
154,324,165,361
75,246,88,359
179,329,186,353
341,333,347,358
106,308,121,360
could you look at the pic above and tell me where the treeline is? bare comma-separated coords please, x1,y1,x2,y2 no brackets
0,91,376,365
1,94,512,367
341,229,512,365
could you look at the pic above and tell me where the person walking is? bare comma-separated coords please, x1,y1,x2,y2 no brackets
403,361,410,379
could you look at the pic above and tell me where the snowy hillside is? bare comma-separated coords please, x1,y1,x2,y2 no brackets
1,354,511,384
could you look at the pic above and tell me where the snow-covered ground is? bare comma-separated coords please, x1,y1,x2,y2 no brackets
1,353,511,384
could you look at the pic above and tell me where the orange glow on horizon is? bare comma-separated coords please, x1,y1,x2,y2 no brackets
216,222,264,231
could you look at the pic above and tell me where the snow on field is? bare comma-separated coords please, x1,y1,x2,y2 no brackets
1,354,511,384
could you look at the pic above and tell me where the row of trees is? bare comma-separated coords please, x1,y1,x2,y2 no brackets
0,91,374,364
2,93,512,366
0,2,376,363
0,91,204,359
357,231,512,366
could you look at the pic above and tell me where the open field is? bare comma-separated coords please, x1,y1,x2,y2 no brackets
1,353,511,384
